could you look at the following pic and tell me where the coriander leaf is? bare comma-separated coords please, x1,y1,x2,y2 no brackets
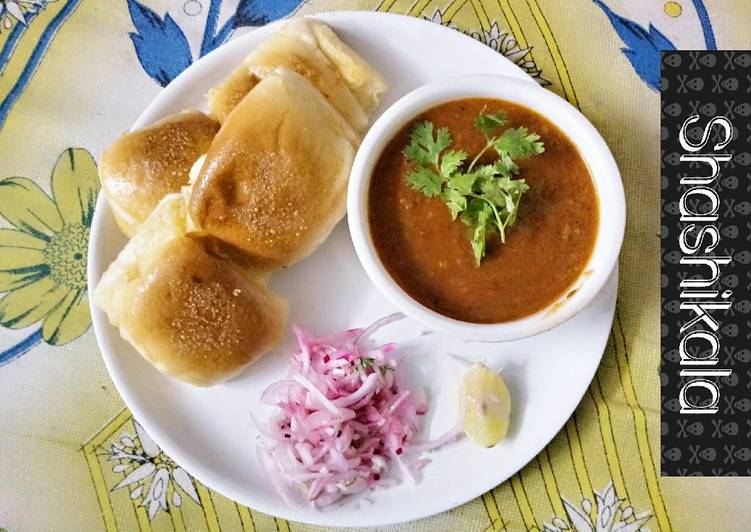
460,197,487,227
482,176,528,204
468,164,496,193
435,127,452,155
479,179,508,209
497,175,529,196
442,187,467,219
471,223,486,266
495,175,514,189
493,127,545,159
406,166,443,197
496,175,524,192
505,177,530,196
447,172,477,195
404,143,429,165
470,203,492,266
494,152,519,176
401,116,542,266
503,191,516,214
474,111,508,137
471,164,497,181
507,187,526,226
404,121,453,166
440,149,468,178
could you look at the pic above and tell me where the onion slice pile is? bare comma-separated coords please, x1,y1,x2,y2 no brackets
256,313,461,508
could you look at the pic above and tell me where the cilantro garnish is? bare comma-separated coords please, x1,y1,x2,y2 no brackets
403,108,544,266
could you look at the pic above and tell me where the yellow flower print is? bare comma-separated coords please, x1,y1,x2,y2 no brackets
0,148,98,353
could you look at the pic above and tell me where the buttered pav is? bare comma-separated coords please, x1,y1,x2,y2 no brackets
99,110,219,236
95,194,288,386
190,68,360,270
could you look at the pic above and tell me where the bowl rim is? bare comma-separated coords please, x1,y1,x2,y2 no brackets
347,73,625,342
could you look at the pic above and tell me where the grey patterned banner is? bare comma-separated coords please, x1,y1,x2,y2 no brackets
661,51,751,476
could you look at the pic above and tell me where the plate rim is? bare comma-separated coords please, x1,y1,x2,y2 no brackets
87,10,618,528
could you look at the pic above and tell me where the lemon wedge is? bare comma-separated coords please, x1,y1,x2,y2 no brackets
461,363,511,447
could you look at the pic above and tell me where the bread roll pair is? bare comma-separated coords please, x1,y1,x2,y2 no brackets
95,194,287,386
208,18,388,129
95,18,388,387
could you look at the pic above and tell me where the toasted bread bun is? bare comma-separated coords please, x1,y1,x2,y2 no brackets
309,21,388,116
207,18,386,131
99,111,219,237
207,67,260,127
95,194,288,386
190,68,359,270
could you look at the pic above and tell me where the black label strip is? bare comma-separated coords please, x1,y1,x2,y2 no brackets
661,51,751,476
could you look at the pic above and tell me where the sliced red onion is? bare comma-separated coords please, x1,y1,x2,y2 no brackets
332,372,379,407
405,420,464,454
354,312,405,346
293,325,311,374
254,314,460,508
293,373,341,414
259,379,299,405
257,446,295,507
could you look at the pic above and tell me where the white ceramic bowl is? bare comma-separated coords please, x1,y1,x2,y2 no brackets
347,74,625,342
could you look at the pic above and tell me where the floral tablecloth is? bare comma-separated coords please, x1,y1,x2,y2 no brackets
1,1,749,531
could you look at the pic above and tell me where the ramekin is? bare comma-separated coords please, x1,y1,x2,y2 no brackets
347,74,625,342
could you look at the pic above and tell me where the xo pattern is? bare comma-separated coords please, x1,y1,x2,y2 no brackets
661,51,751,476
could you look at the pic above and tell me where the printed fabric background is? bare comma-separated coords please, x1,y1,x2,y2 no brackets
0,0,749,530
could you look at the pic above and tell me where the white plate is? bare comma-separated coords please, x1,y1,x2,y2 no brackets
88,11,618,528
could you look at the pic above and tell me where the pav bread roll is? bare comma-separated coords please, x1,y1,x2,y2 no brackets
308,20,388,116
95,194,288,386
208,18,387,130
99,110,219,236
190,68,359,270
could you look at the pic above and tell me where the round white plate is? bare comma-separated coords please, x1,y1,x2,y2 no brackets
88,11,618,528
